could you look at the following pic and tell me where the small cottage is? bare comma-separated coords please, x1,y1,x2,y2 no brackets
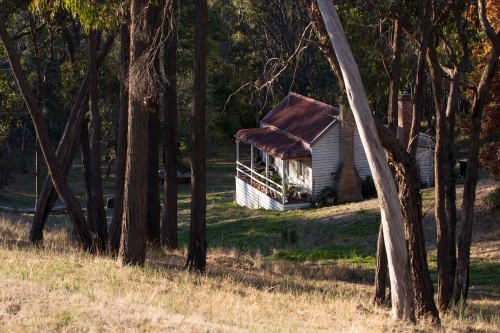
234,92,435,210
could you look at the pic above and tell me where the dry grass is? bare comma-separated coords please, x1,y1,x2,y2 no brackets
1,216,499,332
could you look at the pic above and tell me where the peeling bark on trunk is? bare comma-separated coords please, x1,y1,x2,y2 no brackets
118,0,159,265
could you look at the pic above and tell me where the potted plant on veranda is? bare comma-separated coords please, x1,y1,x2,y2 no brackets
285,183,297,203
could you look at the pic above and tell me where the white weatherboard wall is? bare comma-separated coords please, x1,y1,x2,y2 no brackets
311,124,341,197
354,127,371,180
235,177,310,210
416,147,434,185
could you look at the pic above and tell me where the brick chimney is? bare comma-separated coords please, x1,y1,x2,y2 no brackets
334,96,363,203
397,92,413,148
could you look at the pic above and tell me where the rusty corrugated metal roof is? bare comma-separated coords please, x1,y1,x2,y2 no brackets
235,127,311,160
417,133,435,149
261,92,339,143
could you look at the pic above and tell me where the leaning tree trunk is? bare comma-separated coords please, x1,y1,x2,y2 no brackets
454,0,500,302
108,23,130,254
162,0,179,250
29,35,115,244
0,17,93,250
186,0,208,272
316,0,414,321
453,0,500,302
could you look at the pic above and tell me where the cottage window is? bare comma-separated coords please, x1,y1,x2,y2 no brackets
297,160,304,179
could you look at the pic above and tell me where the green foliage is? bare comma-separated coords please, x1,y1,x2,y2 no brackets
315,186,336,204
0,34,24,142
321,186,336,198
29,0,122,31
176,71,229,156
260,170,282,186
315,192,325,204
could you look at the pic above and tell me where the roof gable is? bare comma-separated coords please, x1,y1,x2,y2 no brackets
261,92,339,143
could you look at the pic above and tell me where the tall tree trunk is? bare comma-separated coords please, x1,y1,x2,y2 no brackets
446,71,459,295
0,17,93,250
147,102,161,246
118,0,159,265
21,121,28,173
29,35,115,244
147,69,161,247
316,0,414,320
373,224,388,306
387,17,404,135
87,29,107,251
35,139,41,204
407,0,432,159
454,0,500,299
186,0,208,272
146,2,162,247
374,119,439,321
374,15,404,306
427,44,450,310
162,0,179,250
108,23,130,254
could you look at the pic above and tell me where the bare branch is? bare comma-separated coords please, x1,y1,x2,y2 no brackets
322,112,356,126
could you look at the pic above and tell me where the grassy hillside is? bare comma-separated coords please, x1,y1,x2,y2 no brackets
0,152,499,332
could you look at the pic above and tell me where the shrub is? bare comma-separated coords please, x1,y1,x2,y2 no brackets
315,192,325,204
320,186,336,198
485,186,500,210
361,175,377,199
479,142,500,180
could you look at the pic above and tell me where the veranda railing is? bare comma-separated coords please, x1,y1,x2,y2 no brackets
236,161,285,203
